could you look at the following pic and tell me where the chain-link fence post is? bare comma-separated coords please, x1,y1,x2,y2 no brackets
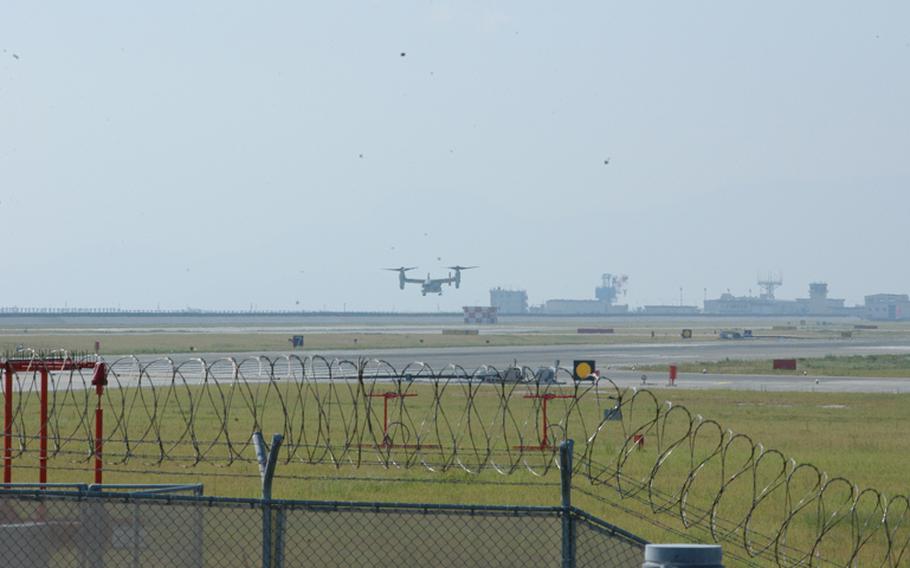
81,486,109,568
560,439,576,568
193,484,204,568
274,506,286,568
254,432,284,568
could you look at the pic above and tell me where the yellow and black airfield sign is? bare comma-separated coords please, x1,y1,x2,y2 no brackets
573,360,596,381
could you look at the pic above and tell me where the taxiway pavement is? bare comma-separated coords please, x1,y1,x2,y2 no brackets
131,337,910,393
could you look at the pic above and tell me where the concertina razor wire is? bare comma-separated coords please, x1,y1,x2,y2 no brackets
1,352,909,567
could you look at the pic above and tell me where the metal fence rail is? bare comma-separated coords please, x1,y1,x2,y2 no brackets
0,490,646,568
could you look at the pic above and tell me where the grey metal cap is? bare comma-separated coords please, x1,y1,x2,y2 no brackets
644,544,723,566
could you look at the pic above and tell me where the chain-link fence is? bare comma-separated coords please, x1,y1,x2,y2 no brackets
0,489,646,567
4,353,904,565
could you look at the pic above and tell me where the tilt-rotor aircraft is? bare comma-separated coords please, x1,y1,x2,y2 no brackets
384,266,477,296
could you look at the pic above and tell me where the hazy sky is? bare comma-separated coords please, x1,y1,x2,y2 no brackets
1,2,908,311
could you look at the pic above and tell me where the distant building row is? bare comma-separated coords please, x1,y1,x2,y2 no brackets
703,285,910,320
491,274,632,316
489,278,910,321
703,282,853,316
491,288,632,315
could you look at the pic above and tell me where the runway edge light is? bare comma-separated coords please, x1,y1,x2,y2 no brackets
573,360,595,381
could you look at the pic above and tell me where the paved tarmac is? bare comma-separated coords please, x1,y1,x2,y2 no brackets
137,337,910,393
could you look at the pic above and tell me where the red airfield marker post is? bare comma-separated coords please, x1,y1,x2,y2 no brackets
3,362,12,484
515,393,577,451
368,391,417,448
39,368,48,487
2,356,99,484
92,362,108,484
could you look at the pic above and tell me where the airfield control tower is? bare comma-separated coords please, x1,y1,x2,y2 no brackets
809,282,828,300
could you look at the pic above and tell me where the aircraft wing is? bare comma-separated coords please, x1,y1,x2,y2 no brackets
403,276,425,284
427,276,455,286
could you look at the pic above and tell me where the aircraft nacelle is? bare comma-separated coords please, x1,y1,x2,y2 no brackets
399,272,406,290
446,265,475,290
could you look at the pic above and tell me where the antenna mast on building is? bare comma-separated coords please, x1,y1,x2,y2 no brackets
757,273,783,300
595,273,628,305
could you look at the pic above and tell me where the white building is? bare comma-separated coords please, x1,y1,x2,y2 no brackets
490,288,528,314
543,299,628,315
865,294,910,320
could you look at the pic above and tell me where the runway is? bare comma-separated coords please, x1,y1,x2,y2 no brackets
140,337,910,394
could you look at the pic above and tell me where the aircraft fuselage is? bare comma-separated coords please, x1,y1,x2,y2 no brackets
421,280,444,295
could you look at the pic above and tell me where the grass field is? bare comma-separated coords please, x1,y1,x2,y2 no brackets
647,353,910,377
5,317,910,356
6,382,908,566
6,329,910,357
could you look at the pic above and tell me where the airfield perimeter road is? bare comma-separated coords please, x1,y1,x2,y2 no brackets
133,337,910,393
